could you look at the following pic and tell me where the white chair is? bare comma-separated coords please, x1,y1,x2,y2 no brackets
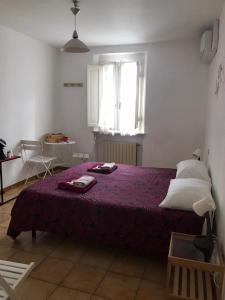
0,260,34,299
21,140,56,184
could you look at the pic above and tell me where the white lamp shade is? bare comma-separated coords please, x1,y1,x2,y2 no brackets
193,148,201,159
192,197,216,216
61,38,89,53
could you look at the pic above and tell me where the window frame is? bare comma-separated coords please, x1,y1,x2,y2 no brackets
87,52,147,136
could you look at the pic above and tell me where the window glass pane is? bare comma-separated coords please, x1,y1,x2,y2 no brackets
98,64,116,131
119,62,138,134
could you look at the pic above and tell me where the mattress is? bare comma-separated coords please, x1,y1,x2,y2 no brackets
7,162,204,257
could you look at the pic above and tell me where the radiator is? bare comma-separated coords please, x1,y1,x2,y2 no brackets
98,141,137,165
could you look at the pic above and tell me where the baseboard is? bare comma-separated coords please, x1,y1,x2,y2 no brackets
3,166,67,193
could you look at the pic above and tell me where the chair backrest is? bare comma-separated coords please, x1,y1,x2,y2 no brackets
20,140,43,161
0,260,35,299
0,273,16,299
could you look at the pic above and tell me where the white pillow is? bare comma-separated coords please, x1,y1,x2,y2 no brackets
159,178,213,211
176,159,211,183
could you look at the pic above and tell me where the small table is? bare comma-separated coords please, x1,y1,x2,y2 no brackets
44,141,76,167
0,156,21,205
166,232,224,300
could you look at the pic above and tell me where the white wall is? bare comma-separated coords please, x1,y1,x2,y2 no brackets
56,39,209,168
0,27,209,185
204,2,225,252
0,25,57,187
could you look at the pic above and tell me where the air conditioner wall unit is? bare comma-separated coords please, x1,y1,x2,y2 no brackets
200,19,219,64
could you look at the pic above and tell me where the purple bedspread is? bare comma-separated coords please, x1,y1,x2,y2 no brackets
7,162,204,257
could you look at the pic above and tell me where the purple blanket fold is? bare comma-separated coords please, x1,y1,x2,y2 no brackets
58,179,97,193
88,163,118,174
7,162,204,257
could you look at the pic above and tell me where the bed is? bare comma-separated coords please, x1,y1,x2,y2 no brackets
7,162,204,257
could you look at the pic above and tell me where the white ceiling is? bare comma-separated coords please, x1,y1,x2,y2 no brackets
0,0,224,48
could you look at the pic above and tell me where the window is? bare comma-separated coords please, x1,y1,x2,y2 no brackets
87,52,146,135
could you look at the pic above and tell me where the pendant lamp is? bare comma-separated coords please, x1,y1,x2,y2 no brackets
61,0,89,53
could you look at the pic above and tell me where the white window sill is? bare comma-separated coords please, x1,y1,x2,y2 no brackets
92,131,146,137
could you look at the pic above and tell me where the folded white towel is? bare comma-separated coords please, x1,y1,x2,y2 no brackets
69,175,95,188
101,162,116,169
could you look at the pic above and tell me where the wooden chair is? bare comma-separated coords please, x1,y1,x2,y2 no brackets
0,260,34,299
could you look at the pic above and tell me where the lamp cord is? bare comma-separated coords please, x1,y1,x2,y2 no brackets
209,210,215,233
209,214,220,289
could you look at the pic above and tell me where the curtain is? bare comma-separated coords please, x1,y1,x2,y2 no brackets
98,61,139,135
119,62,138,135
98,64,117,132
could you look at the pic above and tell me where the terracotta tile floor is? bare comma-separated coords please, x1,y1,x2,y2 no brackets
0,182,167,300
